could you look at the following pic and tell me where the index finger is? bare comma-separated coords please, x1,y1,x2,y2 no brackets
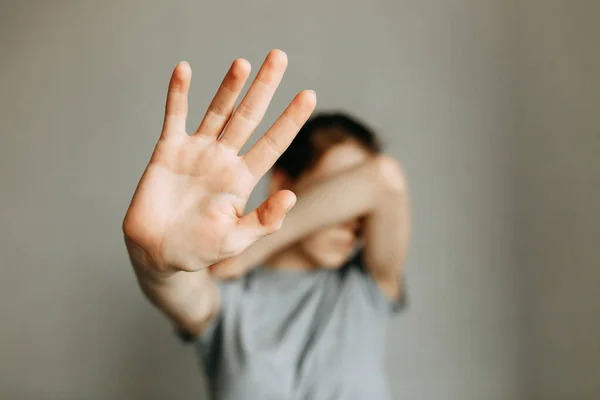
242,90,316,179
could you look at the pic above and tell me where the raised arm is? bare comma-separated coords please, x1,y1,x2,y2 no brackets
122,50,316,336
210,155,408,282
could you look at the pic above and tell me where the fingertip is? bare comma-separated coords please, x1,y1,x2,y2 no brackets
175,60,192,78
269,49,288,66
233,58,251,71
281,190,297,212
231,58,252,79
304,89,317,105
294,90,317,115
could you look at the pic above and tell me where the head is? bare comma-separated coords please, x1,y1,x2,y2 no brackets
269,112,383,269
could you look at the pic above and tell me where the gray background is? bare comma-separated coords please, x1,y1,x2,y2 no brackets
0,1,598,399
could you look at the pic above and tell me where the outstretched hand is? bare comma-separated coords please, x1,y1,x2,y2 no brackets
123,50,316,274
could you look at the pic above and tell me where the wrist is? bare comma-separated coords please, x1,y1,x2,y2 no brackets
125,236,178,283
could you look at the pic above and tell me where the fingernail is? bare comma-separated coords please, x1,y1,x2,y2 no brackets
178,60,189,66
285,197,296,213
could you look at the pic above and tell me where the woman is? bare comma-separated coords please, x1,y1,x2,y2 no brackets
123,49,410,400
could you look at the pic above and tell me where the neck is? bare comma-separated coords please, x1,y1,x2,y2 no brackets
263,245,320,273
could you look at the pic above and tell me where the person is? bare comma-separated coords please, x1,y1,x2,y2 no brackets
123,49,410,400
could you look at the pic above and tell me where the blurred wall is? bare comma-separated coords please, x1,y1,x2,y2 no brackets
1,1,521,399
516,1,600,399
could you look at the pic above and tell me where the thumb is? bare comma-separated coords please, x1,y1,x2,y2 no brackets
236,189,296,243
216,190,296,260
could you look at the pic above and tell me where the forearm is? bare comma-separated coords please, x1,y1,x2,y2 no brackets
240,156,396,268
126,238,218,336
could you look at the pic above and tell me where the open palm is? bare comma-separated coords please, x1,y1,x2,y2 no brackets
123,50,316,273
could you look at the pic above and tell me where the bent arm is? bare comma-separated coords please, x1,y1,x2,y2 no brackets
234,155,403,271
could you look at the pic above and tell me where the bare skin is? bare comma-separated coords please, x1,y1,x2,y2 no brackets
210,142,410,300
123,50,316,334
123,50,410,338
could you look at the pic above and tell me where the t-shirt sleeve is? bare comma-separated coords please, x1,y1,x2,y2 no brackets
344,247,408,315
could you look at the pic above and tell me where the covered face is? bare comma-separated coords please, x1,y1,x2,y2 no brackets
270,139,375,268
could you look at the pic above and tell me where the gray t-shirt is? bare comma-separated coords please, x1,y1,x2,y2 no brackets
192,249,407,400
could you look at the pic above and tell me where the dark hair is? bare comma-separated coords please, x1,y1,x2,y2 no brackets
274,112,382,180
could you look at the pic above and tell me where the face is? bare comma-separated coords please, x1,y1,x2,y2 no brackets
272,140,374,269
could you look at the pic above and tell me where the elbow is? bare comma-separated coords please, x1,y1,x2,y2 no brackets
174,311,216,339
172,289,220,339
372,155,407,194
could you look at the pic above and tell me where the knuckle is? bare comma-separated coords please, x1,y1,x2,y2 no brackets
262,133,283,156
209,102,228,118
235,103,259,124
